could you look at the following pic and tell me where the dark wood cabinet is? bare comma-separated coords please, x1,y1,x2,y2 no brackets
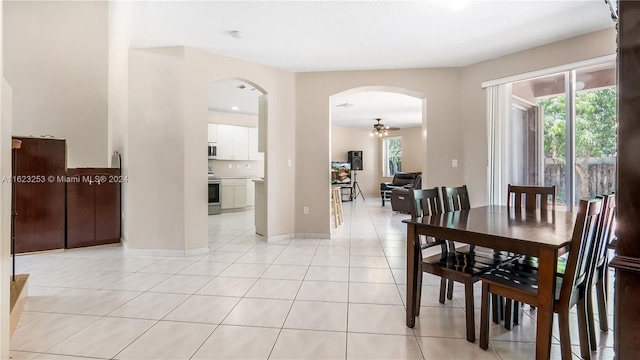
66,168,121,248
13,137,66,254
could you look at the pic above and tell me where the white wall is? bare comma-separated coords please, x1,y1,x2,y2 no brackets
127,47,192,252
330,125,379,196
296,70,463,235
460,28,616,206
184,47,296,239
4,1,108,167
108,0,148,252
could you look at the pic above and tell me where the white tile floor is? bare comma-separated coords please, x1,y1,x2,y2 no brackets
10,198,615,359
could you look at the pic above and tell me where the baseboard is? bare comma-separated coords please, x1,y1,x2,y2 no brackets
10,274,29,338
293,233,331,239
266,234,294,243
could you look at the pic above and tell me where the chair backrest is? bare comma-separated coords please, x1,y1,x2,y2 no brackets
410,188,442,218
594,194,616,268
558,199,603,306
441,185,470,212
507,184,556,210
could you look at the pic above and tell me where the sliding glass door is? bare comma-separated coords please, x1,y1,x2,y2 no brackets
502,61,616,209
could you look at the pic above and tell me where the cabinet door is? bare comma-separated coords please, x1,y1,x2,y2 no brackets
234,185,247,208
248,127,260,160
233,126,249,160
94,169,121,245
66,170,96,249
207,123,218,143
216,124,234,160
14,137,66,253
246,179,255,207
221,185,235,209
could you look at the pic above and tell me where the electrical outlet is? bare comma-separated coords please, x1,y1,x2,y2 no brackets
228,164,232,169
288,159,292,167
303,207,309,215
452,159,458,168
237,164,240,168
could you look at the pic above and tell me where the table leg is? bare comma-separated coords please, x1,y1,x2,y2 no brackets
406,224,418,328
535,247,557,360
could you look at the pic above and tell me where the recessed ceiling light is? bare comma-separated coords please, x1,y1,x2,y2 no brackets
231,106,239,111
231,31,243,39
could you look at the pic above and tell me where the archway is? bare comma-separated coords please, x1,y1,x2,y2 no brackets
206,78,268,239
329,86,426,234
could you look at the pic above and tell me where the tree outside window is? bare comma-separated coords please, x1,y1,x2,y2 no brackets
540,87,617,203
382,137,402,177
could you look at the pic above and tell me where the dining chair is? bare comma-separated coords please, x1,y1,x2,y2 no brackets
415,185,514,342
586,194,615,349
409,188,449,314
507,184,556,210
479,199,603,360
504,184,557,328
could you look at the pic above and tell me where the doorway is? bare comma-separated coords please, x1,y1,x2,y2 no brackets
206,78,267,238
329,87,426,230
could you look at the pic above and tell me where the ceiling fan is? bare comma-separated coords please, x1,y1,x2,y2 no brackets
370,118,399,137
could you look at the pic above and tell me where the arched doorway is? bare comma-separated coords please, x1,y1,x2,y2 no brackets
329,86,426,234
206,78,268,239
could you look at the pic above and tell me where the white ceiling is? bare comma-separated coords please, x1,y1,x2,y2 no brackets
331,92,422,130
137,1,615,128
208,78,261,115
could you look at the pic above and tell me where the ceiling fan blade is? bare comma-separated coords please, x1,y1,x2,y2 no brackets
386,127,400,131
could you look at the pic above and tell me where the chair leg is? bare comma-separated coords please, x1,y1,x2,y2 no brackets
504,298,513,330
464,282,476,343
447,278,454,300
596,273,609,332
577,297,592,360
492,294,503,324
513,301,521,325
558,309,573,360
586,285,597,351
439,277,447,304
480,282,490,350
415,271,423,316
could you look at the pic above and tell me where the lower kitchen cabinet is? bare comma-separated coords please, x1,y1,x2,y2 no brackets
66,168,121,248
221,178,247,210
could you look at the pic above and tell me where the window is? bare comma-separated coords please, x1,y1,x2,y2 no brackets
488,61,617,209
382,137,402,177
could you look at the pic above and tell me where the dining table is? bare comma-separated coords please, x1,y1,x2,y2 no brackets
404,205,576,360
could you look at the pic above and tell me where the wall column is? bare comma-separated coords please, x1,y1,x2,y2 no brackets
610,0,640,357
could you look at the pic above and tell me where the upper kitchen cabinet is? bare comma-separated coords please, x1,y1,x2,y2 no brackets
207,123,218,143
216,124,250,160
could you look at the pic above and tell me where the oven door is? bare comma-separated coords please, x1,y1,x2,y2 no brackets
208,180,221,214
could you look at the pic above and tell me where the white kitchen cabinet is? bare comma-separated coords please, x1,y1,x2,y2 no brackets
216,124,234,160
215,124,250,160
207,123,218,143
233,126,249,160
221,178,247,210
248,127,260,160
246,178,255,207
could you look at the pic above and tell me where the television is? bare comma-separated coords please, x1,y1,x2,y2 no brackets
331,162,351,184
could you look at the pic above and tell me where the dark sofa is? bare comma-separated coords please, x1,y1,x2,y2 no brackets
380,172,422,208
390,174,422,213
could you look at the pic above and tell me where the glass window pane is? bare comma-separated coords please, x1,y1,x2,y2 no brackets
382,137,402,177
574,63,617,203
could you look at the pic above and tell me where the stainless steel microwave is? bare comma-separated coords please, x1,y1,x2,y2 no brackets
208,143,217,159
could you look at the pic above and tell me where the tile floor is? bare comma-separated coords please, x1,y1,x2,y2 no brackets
10,198,615,359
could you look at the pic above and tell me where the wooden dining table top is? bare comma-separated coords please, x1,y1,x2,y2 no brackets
402,205,577,256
